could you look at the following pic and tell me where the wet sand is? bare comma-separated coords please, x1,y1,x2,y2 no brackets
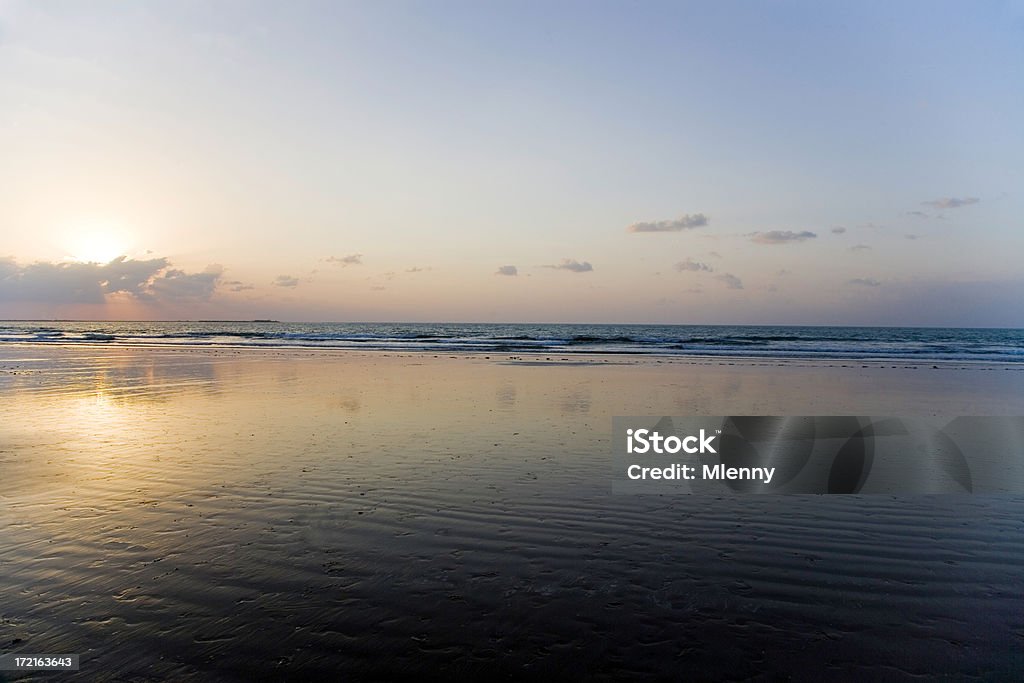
2,346,1023,680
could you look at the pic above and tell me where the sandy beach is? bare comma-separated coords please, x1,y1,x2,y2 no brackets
2,345,1023,679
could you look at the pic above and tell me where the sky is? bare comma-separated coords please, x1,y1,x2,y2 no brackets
1,0,1022,326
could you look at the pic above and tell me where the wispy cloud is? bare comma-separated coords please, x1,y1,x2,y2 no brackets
325,253,362,266
922,197,979,209
906,211,930,218
273,275,299,288
905,234,922,240
848,244,872,252
544,259,593,273
831,227,847,234
224,280,254,292
673,258,713,272
627,213,708,233
495,265,518,276
0,256,223,304
715,273,744,289
849,278,881,287
749,230,817,244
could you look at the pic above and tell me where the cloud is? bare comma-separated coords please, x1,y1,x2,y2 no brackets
495,265,518,276
0,256,223,304
906,211,930,218
325,253,362,266
749,230,817,244
224,280,254,292
405,266,431,273
708,251,722,259
544,259,593,273
627,213,709,233
149,265,223,300
101,256,172,296
673,258,713,272
849,278,881,287
715,273,744,289
905,234,921,240
848,244,872,252
273,275,299,288
922,197,979,209
831,227,847,234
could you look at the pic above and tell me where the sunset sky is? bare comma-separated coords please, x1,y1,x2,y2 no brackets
1,1,1022,325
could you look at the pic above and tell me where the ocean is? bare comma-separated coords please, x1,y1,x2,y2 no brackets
1,321,1022,362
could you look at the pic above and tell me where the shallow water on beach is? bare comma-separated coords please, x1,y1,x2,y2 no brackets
2,347,1023,680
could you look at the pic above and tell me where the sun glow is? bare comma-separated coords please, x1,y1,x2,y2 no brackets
64,221,133,264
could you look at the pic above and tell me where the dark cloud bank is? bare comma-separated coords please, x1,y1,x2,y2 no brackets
0,256,223,304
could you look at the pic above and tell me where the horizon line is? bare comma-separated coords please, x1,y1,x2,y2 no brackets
1,319,1021,331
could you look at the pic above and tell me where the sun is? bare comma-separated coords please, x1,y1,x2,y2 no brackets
64,221,133,264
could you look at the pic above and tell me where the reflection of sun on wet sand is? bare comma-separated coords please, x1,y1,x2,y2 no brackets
1,345,1023,679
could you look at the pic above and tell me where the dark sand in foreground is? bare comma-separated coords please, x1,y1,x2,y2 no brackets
2,346,1023,680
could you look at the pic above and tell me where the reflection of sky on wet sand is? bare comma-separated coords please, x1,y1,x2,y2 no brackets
3,345,1023,520
2,346,1024,679
0,349,222,403
3,346,1023,525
